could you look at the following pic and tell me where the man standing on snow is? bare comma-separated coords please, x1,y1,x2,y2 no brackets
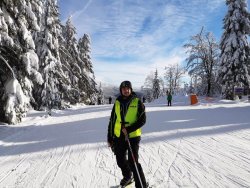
167,91,172,106
107,80,148,188
109,96,112,104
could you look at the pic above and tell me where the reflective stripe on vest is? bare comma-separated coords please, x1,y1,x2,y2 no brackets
114,98,142,138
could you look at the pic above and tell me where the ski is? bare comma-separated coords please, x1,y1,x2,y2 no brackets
120,179,134,188
112,179,155,188
110,179,134,188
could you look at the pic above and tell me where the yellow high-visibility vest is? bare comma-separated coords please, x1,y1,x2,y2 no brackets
114,98,142,138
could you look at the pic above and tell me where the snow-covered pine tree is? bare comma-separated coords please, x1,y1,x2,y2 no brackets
219,0,250,100
78,34,97,104
0,0,43,124
97,82,104,105
152,69,161,99
18,0,44,108
34,0,67,111
60,16,82,104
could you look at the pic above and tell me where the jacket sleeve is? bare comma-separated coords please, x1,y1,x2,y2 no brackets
107,104,116,143
126,99,146,133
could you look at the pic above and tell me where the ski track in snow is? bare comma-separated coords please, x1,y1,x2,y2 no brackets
0,100,250,188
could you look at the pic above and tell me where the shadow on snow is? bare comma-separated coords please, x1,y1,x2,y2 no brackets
0,105,250,156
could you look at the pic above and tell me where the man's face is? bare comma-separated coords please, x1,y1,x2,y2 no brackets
121,87,131,97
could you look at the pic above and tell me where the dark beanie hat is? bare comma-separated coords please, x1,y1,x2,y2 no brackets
120,80,132,94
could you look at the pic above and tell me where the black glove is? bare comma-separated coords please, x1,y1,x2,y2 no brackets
121,123,129,137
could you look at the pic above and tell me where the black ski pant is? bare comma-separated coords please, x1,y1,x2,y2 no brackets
114,136,147,188
168,100,172,106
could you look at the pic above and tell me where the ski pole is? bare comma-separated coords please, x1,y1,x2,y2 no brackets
121,123,143,188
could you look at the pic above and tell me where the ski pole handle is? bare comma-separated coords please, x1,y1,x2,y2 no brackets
120,122,129,139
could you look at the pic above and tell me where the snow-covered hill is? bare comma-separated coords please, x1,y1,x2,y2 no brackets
0,96,250,187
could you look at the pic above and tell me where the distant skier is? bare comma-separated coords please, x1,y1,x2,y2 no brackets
109,96,112,104
167,91,172,106
107,80,148,188
98,97,101,105
142,96,146,103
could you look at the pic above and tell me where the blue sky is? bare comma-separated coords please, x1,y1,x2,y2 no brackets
58,0,249,89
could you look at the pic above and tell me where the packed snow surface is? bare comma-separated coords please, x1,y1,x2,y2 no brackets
0,95,250,188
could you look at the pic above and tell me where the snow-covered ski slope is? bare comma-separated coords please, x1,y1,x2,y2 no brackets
0,96,250,188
